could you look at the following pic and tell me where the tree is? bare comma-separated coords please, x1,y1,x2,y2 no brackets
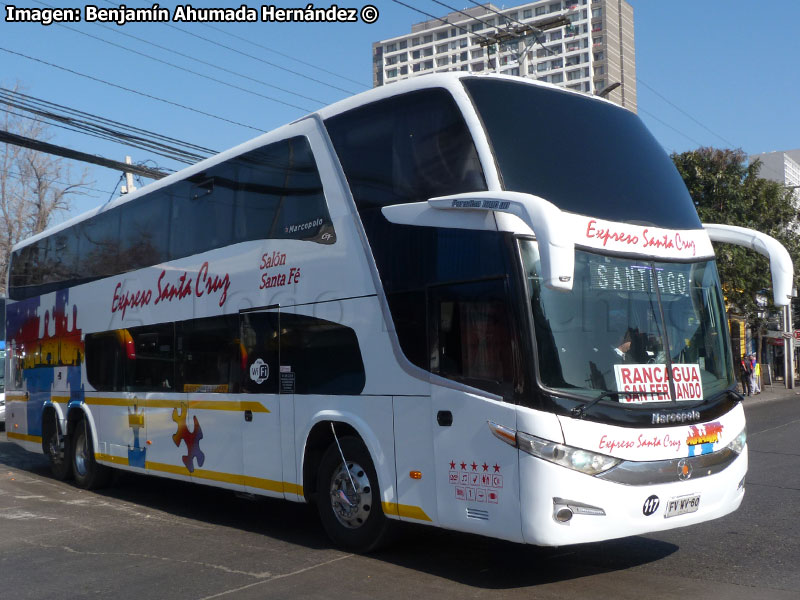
0,83,91,294
671,147,800,358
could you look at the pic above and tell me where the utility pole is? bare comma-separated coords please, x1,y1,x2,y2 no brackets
120,156,137,195
479,13,572,77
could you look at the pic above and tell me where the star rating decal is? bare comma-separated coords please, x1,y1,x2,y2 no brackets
450,460,500,473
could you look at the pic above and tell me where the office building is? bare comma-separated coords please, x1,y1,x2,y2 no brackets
372,0,636,111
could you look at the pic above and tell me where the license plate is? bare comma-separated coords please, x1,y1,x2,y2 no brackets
664,493,701,518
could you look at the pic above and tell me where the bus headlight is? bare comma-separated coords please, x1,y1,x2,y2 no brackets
726,427,746,455
517,431,621,476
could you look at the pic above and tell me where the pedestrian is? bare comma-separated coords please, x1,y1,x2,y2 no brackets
752,355,761,394
741,355,752,396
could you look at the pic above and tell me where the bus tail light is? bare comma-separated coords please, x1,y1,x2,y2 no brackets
488,421,621,476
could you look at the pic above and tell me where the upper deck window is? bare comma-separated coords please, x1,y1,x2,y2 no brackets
324,88,486,212
8,136,332,300
463,78,702,230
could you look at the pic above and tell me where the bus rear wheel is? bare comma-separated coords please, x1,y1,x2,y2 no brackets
316,436,391,553
71,419,112,490
43,418,72,481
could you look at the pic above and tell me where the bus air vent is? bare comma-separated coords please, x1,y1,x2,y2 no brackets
466,508,490,521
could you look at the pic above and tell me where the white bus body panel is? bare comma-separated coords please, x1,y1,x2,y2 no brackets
432,387,522,543
392,395,437,524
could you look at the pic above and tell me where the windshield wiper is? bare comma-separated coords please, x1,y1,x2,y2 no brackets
571,390,664,419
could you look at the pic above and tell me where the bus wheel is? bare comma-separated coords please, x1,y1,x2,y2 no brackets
43,419,72,481
71,419,111,490
316,436,391,553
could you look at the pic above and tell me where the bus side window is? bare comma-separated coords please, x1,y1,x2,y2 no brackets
234,136,332,245
119,194,170,272
176,315,241,393
171,171,235,259
279,314,365,395
428,279,515,397
127,324,175,392
240,312,280,395
85,332,127,392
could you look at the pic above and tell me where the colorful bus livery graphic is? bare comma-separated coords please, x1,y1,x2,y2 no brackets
5,290,85,441
687,422,724,456
7,291,83,371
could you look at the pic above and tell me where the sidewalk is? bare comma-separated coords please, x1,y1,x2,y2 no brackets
741,381,800,406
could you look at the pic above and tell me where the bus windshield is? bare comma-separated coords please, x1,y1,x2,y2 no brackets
519,240,735,403
463,77,701,230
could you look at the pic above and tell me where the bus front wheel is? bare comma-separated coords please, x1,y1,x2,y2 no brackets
71,419,112,490
316,436,391,553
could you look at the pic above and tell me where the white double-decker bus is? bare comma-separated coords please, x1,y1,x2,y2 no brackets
4,74,793,552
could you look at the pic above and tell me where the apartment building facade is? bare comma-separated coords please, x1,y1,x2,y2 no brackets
749,150,800,205
372,0,636,112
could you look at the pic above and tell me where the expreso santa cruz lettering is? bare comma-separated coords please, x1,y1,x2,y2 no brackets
111,262,231,318
3,75,793,552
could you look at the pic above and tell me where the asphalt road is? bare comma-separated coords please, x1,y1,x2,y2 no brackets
1,392,798,600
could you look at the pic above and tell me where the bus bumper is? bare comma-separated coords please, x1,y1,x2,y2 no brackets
519,447,747,546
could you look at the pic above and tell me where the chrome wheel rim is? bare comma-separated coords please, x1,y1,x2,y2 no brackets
329,461,372,529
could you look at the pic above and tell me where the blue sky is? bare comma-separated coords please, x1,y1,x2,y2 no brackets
2,0,799,220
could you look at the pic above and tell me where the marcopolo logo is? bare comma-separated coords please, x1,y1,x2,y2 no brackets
642,495,660,516
249,358,270,384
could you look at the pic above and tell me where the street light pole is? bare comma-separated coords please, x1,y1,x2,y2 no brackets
785,295,796,389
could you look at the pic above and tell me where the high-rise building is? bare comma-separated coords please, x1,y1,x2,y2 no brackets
750,150,800,205
372,0,636,111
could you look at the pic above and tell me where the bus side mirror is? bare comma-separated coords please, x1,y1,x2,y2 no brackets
703,224,794,306
427,192,575,292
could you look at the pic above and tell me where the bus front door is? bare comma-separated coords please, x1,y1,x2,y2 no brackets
428,280,523,541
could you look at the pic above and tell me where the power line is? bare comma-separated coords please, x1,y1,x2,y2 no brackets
2,88,215,155
0,88,213,165
92,21,328,105
50,22,316,113
31,0,327,108
0,129,170,179
464,0,571,57
164,24,359,96
637,78,737,148
638,107,704,148
0,47,264,132
387,0,494,45
429,0,498,30
99,0,359,96
202,23,368,89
